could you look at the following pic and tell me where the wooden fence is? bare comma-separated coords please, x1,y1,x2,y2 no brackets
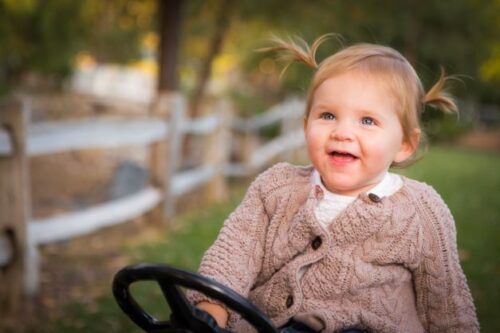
0,93,305,314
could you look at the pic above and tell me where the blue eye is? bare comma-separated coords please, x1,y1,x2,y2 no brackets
321,112,335,120
361,117,375,125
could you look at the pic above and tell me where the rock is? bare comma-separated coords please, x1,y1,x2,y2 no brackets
108,160,148,200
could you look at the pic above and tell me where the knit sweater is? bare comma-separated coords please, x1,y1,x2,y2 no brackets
187,163,479,333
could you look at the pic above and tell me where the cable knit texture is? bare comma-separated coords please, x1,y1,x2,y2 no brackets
187,163,479,333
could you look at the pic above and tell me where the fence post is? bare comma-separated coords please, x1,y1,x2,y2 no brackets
281,98,305,163
148,92,185,223
240,125,259,173
281,101,295,162
0,99,30,317
203,99,230,202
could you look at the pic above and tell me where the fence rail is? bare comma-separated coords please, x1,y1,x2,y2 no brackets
0,93,305,314
27,119,168,156
232,98,304,132
28,187,162,246
0,129,12,156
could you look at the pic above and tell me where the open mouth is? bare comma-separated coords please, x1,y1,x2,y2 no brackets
329,150,358,163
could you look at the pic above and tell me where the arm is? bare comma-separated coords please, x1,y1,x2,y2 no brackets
186,169,272,324
412,190,479,332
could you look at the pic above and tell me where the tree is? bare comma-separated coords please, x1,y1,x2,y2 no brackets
230,0,499,102
0,0,87,89
157,0,182,92
189,0,235,116
0,0,154,92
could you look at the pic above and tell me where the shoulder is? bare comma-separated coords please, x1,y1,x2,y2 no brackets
399,176,455,230
244,163,312,214
401,177,450,209
252,162,313,195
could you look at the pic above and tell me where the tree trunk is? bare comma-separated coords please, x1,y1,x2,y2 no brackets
150,0,183,224
157,0,183,92
189,0,234,117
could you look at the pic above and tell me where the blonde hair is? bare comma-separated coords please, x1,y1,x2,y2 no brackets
261,34,458,166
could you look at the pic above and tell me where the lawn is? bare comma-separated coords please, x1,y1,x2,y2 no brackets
9,146,499,333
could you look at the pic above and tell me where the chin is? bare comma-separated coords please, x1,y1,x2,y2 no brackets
323,181,357,195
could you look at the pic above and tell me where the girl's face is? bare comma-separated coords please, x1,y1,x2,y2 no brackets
304,70,416,196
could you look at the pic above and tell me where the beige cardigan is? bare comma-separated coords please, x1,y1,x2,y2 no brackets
188,163,479,333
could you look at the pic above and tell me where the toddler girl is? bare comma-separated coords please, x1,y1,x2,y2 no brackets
188,34,479,333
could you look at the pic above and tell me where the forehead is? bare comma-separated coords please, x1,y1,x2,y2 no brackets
312,70,398,112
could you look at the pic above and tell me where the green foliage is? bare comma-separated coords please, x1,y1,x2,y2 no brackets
79,0,155,63
0,0,87,81
230,0,499,104
229,89,277,117
0,0,154,90
1,0,498,104
421,110,471,143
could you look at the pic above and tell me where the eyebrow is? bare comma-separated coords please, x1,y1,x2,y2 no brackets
310,103,335,113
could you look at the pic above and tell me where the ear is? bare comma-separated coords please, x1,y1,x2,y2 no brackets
394,128,421,163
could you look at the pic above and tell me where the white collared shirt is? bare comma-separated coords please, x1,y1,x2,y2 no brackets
311,169,403,228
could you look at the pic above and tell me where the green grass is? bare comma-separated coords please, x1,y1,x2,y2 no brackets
10,146,500,333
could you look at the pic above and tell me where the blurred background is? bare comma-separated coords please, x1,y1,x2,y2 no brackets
0,0,498,332
1,0,499,113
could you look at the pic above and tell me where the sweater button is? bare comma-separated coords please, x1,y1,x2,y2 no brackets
311,236,322,250
368,193,381,203
286,295,294,308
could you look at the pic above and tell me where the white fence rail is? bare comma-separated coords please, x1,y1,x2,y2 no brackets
0,94,306,309
250,128,305,169
28,187,162,246
232,98,304,132
172,166,217,197
0,129,12,156
28,119,168,156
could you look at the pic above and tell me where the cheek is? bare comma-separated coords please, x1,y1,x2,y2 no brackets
305,128,328,153
361,133,401,160
305,135,320,159
305,130,325,162
305,127,318,148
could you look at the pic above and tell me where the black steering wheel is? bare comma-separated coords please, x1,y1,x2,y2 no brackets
112,263,279,333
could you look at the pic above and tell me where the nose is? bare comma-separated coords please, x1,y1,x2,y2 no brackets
330,120,355,141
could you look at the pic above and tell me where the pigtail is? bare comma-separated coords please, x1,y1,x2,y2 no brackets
258,33,341,76
423,67,459,114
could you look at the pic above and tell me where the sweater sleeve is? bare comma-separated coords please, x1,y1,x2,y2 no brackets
412,186,479,333
186,168,272,315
